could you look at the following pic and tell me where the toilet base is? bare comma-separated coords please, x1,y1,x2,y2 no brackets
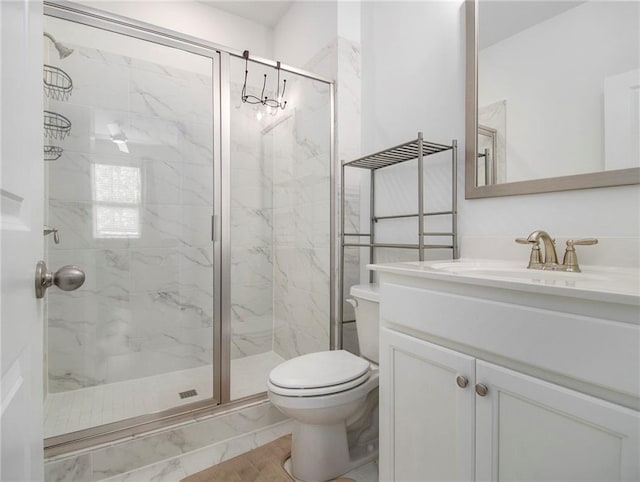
290,420,378,482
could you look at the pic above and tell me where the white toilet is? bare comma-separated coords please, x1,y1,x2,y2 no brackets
267,283,380,482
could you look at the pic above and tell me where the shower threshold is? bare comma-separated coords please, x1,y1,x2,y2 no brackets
44,351,284,439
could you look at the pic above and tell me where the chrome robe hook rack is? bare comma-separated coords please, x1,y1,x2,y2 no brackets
241,50,287,110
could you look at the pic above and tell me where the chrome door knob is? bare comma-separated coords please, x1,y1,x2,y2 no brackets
35,260,85,298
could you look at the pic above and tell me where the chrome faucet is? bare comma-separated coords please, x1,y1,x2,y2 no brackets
516,230,597,272
527,230,558,266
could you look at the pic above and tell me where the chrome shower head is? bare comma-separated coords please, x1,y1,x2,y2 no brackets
56,43,74,59
44,32,74,59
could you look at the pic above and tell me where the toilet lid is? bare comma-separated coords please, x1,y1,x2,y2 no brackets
268,350,370,389
267,370,370,397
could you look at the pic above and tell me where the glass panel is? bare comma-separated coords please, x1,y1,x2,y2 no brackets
43,16,215,438
229,56,332,400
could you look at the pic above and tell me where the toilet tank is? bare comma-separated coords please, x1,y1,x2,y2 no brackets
349,284,380,364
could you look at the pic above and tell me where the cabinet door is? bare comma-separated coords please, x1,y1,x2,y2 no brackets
476,361,640,482
379,328,476,482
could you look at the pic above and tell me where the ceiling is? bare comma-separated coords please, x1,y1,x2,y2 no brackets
200,1,294,28
203,1,585,45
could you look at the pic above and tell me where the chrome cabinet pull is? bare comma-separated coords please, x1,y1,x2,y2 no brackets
35,260,85,299
475,383,488,397
456,375,468,389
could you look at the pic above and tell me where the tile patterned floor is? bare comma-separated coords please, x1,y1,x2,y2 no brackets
284,458,379,482
183,434,378,482
44,351,285,438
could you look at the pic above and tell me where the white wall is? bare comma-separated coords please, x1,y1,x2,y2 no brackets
75,0,274,57
273,1,337,68
479,2,639,182
361,1,640,268
337,1,361,44
360,0,465,272
362,1,465,149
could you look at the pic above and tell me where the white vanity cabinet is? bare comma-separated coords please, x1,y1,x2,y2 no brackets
379,328,476,482
373,263,640,482
380,327,639,481
474,360,639,482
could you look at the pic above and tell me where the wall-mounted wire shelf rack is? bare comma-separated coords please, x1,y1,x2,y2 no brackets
44,110,72,140
339,132,458,329
43,65,73,101
44,145,63,161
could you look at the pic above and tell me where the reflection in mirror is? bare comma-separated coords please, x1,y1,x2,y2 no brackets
466,0,640,198
480,0,639,183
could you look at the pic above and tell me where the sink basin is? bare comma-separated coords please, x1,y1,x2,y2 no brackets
426,260,607,283
371,258,640,304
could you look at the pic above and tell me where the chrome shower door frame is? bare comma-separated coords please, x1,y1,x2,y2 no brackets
43,1,225,455
43,1,338,457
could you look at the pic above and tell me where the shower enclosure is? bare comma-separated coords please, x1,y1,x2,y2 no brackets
228,57,333,400
43,2,334,452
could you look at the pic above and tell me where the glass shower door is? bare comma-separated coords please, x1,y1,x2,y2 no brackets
228,55,332,400
43,15,218,439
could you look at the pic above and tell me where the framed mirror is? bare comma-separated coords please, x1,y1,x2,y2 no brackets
465,0,640,199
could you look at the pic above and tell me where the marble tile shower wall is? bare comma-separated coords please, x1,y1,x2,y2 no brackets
336,38,363,328
228,56,333,362
272,77,332,359
229,75,274,359
293,38,362,350
46,43,215,391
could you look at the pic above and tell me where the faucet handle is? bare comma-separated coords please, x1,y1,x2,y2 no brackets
567,238,598,247
563,238,598,272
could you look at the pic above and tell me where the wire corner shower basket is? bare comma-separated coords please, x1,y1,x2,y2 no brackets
43,64,73,101
44,110,72,140
44,145,64,161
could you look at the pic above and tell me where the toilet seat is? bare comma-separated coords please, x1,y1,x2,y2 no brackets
268,370,370,397
268,350,371,397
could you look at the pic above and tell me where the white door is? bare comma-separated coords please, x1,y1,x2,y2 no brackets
475,360,640,482
379,328,476,482
1,1,45,481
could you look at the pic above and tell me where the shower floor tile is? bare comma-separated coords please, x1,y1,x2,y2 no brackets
230,351,285,400
44,351,285,439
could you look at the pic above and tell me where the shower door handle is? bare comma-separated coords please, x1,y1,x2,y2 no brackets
211,214,219,242
35,260,85,298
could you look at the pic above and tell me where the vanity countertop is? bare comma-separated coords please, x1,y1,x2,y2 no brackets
368,259,640,306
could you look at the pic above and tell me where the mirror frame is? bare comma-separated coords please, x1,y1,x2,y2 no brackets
465,0,640,199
